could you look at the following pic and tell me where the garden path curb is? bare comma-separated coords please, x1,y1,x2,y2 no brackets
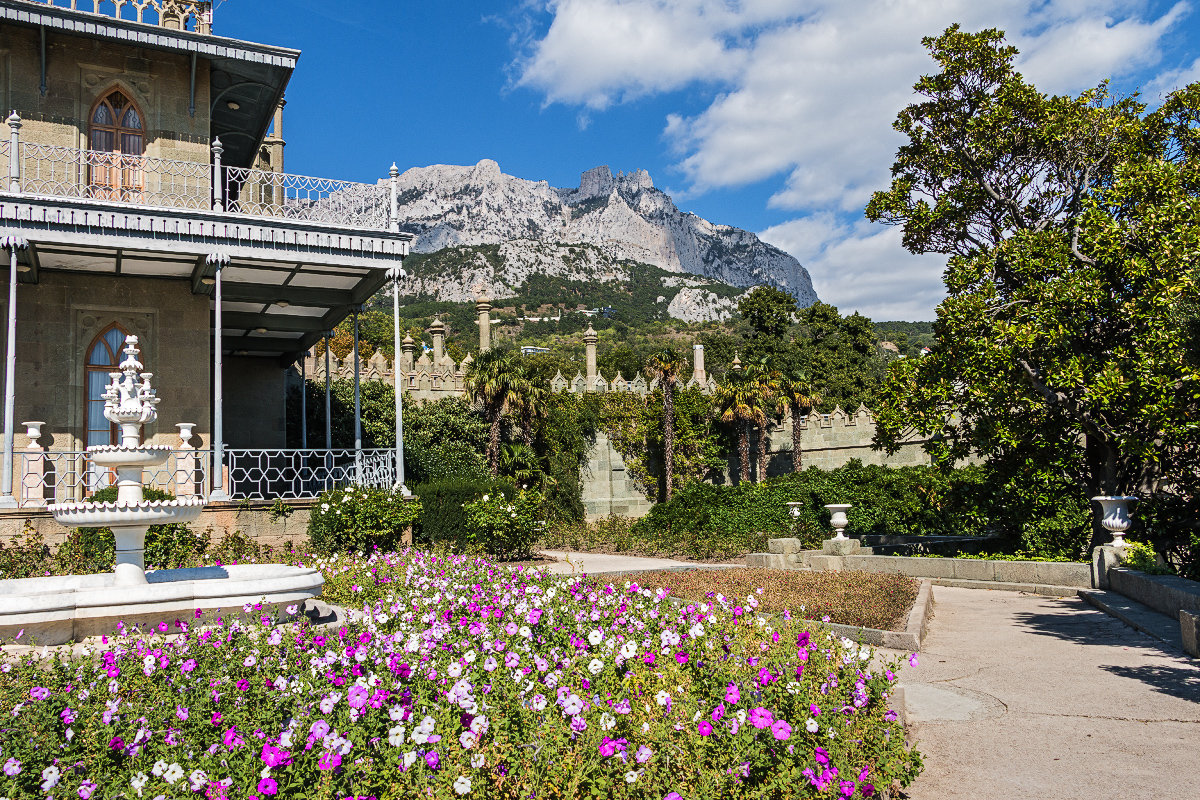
825,579,934,652
1077,589,1189,656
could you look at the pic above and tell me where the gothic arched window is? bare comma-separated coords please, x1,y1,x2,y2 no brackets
88,90,145,201
85,325,129,447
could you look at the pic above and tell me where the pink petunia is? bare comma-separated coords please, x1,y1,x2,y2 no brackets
749,707,774,729
770,719,792,740
697,720,713,736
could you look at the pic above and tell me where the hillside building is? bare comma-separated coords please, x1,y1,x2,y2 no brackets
0,0,411,522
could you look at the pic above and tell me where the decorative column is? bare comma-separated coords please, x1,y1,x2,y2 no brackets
477,299,491,352
175,423,196,497
208,252,230,501
400,333,416,373
7,112,21,194
324,332,332,449
584,324,598,391
391,264,408,493
19,420,44,506
389,163,400,233
692,343,706,386
211,137,224,211
428,318,445,363
299,352,307,449
0,235,28,508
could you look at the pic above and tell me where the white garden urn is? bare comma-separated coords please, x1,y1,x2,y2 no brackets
1092,495,1138,548
824,503,852,541
785,501,804,519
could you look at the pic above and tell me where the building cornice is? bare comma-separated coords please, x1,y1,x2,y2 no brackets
0,195,411,268
0,1,300,69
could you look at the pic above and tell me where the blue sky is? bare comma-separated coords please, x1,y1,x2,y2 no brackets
217,1,1200,320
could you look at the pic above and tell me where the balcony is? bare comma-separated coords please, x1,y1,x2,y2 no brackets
0,117,400,234
26,0,212,33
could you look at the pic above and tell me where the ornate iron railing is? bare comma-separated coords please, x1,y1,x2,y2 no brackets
18,449,211,508
0,114,399,233
224,448,396,501
223,166,392,229
18,142,213,210
29,1,213,33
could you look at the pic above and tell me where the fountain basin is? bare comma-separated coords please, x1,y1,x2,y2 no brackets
87,445,173,467
0,564,325,646
47,497,206,528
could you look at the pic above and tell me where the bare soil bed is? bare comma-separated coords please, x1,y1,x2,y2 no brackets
646,568,921,631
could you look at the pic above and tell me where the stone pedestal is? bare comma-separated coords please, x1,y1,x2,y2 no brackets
1091,544,1126,590
823,537,865,557
1180,611,1199,658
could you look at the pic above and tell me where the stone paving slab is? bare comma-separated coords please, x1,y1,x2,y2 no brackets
1079,589,1187,654
889,586,1200,800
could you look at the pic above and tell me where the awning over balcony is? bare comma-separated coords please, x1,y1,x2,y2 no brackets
16,239,388,360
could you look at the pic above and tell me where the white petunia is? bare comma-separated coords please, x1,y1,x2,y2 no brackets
599,712,616,731
453,775,472,795
587,658,604,675
163,763,184,784
388,725,406,746
806,718,819,733
588,629,603,646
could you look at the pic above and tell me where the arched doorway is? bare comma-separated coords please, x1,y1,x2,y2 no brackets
87,89,145,202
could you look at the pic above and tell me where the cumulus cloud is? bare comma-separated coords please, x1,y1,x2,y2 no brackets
515,0,1193,318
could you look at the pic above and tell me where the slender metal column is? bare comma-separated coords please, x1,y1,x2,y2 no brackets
352,308,362,477
209,253,230,500
390,264,407,492
0,236,27,508
300,352,307,449
324,332,332,449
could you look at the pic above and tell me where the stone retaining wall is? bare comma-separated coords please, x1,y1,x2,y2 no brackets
1107,567,1200,620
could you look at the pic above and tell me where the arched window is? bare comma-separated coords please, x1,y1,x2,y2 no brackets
88,90,145,202
85,325,129,447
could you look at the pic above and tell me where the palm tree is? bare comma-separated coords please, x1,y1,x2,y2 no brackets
465,347,527,476
713,361,777,483
778,373,821,472
511,362,549,446
645,348,685,500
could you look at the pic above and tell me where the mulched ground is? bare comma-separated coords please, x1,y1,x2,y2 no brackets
646,568,920,631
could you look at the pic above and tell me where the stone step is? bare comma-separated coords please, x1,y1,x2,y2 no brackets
1078,589,1188,654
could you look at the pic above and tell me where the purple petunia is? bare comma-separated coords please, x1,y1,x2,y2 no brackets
771,719,792,740
425,750,440,770
725,683,740,704
317,752,341,771
697,720,713,736
257,777,279,796
749,707,774,729
29,687,49,701
347,685,369,710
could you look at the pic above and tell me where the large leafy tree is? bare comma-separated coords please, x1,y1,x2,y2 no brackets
645,349,686,500
867,25,1200,549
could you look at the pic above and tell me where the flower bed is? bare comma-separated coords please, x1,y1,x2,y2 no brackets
0,550,921,799
649,569,921,632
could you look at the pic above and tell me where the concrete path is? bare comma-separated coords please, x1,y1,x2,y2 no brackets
895,586,1200,800
537,550,741,575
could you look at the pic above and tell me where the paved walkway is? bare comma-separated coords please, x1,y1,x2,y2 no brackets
894,586,1200,800
537,550,741,575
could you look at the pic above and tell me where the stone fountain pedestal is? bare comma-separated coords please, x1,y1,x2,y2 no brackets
0,335,323,645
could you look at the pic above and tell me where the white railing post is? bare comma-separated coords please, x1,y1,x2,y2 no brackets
211,137,224,211
0,236,27,507
19,421,44,507
7,112,20,194
324,332,332,449
175,423,196,497
389,163,399,233
352,307,362,480
391,263,407,493
208,253,230,501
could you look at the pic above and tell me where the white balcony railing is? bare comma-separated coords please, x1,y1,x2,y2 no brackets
15,447,397,508
0,114,401,234
28,1,213,34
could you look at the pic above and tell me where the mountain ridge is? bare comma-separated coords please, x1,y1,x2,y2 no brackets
392,160,817,307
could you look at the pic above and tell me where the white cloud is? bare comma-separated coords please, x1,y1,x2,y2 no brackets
515,0,1192,318
761,216,947,320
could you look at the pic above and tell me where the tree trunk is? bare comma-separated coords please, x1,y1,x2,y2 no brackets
488,411,502,478
1083,431,1122,549
662,383,675,501
790,401,803,472
756,421,770,482
738,423,751,483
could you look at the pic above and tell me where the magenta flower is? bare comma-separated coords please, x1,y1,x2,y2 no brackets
675,651,689,665
797,631,811,647
181,659,196,673
3,758,20,776
840,780,857,797
770,719,792,740
814,746,830,765
860,783,876,797
424,750,440,770
175,705,189,721
257,777,279,796
749,707,774,729
665,794,683,800
724,683,740,704
711,703,725,722
635,745,652,763
29,687,50,701
78,780,97,799
697,720,713,736
317,752,341,771
909,653,919,667
108,736,125,752
599,738,617,757
643,652,656,665
261,744,292,767
347,685,369,710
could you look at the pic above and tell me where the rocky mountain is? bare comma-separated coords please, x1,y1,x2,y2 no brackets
392,160,817,305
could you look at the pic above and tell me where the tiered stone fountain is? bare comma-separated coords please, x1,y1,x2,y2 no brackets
0,336,324,646
49,336,205,585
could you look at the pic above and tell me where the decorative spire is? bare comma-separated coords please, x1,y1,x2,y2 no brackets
102,336,160,448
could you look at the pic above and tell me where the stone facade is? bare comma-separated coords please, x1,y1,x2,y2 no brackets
6,271,211,453
0,20,212,165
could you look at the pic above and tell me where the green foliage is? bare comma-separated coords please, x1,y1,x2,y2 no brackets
462,487,545,560
868,26,1200,551
403,395,491,483
1121,541,1176,575
411,476,516,553
306,485,421,555
738,285,797,340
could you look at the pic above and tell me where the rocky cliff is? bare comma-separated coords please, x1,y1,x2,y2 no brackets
393,160,817,305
